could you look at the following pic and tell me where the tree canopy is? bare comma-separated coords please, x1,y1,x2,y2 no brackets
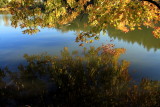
0,0,9,8
9,0,160,38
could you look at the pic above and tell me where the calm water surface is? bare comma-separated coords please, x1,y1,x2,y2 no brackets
0,14,160,80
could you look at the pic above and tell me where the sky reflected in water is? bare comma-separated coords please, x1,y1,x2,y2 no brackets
0,14,160,80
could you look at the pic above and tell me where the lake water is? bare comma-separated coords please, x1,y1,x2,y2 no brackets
0,14,160,80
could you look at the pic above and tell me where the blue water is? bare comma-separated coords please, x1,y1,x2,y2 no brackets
0,14,160,80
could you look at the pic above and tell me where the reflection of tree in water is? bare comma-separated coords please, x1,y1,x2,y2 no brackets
55,14,90,33
7,0,160,49
55,15,160,51
0,14,11,26
0,46,160,106
4,9,159,50
2,15,10,26
107,26,160,51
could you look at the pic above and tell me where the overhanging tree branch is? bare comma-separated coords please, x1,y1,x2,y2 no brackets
141,0,160,9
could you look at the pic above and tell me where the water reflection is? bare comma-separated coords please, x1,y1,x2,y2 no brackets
0,13,160,80
0,0,160,105
1,13,159,51
0,14,11,26
107,26,160,51
0,47,160,106
5,0,160,50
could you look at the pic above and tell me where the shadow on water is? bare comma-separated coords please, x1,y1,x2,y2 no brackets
0,46,160,106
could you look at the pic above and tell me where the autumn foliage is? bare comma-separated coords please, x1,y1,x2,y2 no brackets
9,0,160,37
